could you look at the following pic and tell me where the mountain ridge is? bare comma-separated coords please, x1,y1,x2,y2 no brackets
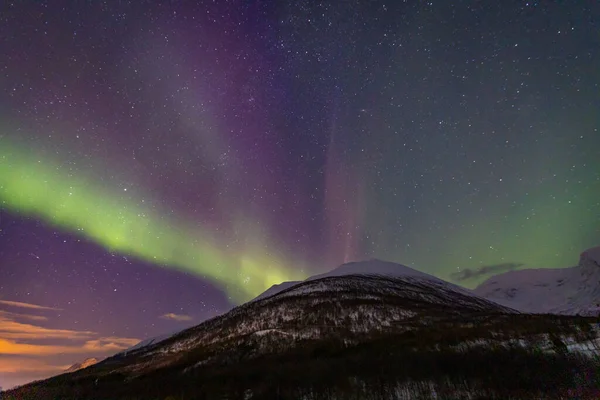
253,258,461,302
474,246,600,316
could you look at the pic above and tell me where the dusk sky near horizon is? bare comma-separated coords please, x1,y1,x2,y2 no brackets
1,0,599,388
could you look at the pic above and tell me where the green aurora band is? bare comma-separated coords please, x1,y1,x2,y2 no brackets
0,139,306,302
372,175,600,286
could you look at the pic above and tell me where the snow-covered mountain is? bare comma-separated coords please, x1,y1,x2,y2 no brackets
110,260,432,357
108,251,600,360
64,357,99,373
104,271,515,377
474,246,600,316
125,259,464,352
7,257,600,399
254,258,463,301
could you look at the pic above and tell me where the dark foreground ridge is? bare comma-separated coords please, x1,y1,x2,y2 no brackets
4,274,600,399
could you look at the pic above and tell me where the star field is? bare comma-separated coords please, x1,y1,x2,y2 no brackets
1,0,599,389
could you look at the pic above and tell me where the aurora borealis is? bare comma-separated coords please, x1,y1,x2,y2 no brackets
0,137,305,302
1,0,599,389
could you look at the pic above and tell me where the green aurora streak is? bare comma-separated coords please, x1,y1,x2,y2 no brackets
0,139,305,302
376,178,600,287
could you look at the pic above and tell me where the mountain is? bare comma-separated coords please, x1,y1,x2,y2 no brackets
64,357,99,373
5,259,600,399
118,259,454,354
84,272,519,379
253,258,459,301
474,246,600,316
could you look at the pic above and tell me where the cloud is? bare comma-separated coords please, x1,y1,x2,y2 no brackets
0,336,139,356
0,338,83,355
160,313,193,322
82,337,139,352
0,356,72,390
0,312,139,356
0,357,71,373
0,302,140,389
450,262,524,282
0,300,62,311
0,316,95,340
0,310,48,322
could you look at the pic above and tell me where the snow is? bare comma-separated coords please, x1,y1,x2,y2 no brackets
116,330,179,356
252,329,294,337
309,259,439,281
253,281,302,301
474,245,600,316
254,258,466,301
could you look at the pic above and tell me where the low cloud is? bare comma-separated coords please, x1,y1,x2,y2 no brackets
83,337,139,352
0,336,139,356
451,262,524,282
0,315,95,340
0,308,138,356
160,313,192,322
0,356,72,390
0,357,71,373
0,310,49,322
0,300,140,389
0,300,62,311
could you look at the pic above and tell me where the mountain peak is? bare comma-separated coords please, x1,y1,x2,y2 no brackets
253,258,439,302
310,258,437,281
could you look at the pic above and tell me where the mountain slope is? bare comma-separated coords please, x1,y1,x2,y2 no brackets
99,273,517,377
116,330,180,356
122,259,459,355
101,260,432,357
474,246,600,316
5,272,600,400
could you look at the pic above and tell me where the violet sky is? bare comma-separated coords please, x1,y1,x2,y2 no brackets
1,0,599,389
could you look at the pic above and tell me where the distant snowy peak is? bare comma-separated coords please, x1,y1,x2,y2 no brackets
65,357,98,373
116,331,178,356
254,258,456,302
474,245,600,316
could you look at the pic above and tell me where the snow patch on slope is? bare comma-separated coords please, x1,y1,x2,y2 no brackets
116,330,179,356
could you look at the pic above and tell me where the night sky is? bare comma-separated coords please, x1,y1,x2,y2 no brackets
1,0,599,389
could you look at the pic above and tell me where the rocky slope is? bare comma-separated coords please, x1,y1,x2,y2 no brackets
474,246,600,316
